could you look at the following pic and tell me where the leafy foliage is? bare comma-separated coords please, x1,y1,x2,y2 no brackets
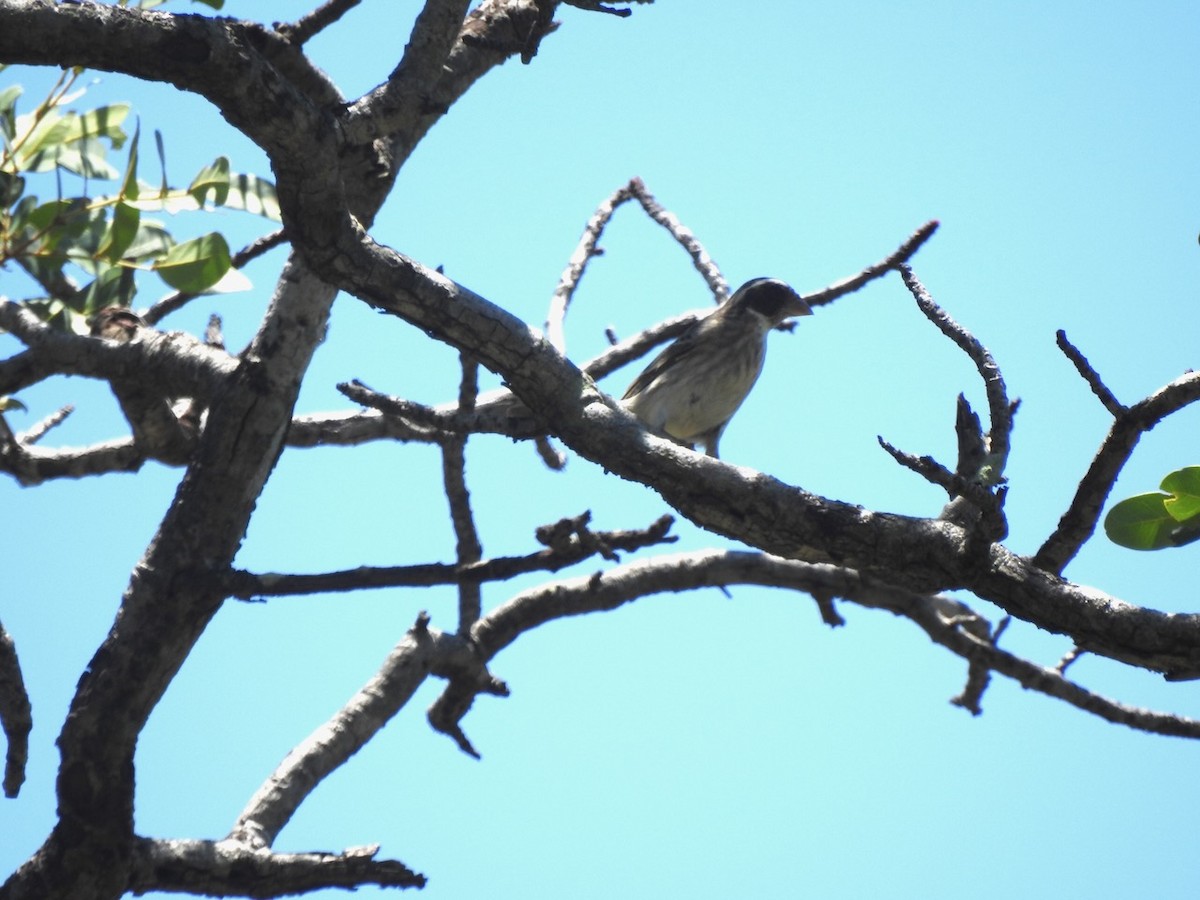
1105,466,1200,550
0,67,277,333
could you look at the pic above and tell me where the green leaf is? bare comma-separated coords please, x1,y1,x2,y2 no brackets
71,264,137,315
118,123,140,201
188,156,230,207
1105,493,1176,551
96,201,141,263
122,219,173,263
58,103,130,149
153,128,168,196
14,103,129,176
1161,466,1200,522
0,82,21,142
222,172,281,221
151,232,231,292
191,0,225,8
0,170,23,206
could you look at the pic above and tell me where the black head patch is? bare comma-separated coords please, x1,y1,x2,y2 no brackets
734,278,810,321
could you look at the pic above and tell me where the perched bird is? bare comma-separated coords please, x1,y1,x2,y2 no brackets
621,277,811,458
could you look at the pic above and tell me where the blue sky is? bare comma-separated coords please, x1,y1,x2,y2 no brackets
3,2,1200,897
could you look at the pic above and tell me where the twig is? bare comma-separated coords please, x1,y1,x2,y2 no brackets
876,434,998,511
897,263,1012,484
951,615,1007,715
627,177,729,301
17,404,73,445
800,220,939,310
545,177,727,353
533,435,567,470
1056,645,1086,675
224,513,676,599
274,0,364,46
545,180,635,352
561,0,637,17
1055,329,1125,416
443,354,483,631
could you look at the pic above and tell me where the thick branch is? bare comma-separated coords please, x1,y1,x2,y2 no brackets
130,837,425,895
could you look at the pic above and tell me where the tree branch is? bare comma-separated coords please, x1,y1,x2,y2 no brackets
470,550,1200,740
0,299,238,401
274,0,364,47
545,176,728,352
0,620,31,798
1035,368,1200,574
225,513,675,599
229,614,467,848
444,354,484,630
130,836,425,895
801,219,939,310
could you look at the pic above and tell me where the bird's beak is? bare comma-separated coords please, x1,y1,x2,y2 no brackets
785,295,813,318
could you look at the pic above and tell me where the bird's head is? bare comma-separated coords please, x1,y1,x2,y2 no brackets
724,277,812,328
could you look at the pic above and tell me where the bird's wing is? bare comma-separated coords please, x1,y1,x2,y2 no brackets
621,316,716,400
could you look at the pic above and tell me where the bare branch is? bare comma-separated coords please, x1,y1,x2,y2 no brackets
1035,369,1200,573
545,177,727,353
131,836,425,895
225,514,676,599
801,220,939,310
1055,329,1126,416
0,437,144,486
897,263,1013,486
627,176,729,300
230,615,460,848
0,619,32,798
561,0,639,17
444,354,484,631
0,300,238,402
274,0,364,46
472,550,1200,740
17,404,73,445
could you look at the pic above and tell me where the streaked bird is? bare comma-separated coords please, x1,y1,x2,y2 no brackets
621,277,811,458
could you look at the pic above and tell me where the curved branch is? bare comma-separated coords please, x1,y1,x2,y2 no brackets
897,263,1013,480
471,550,1200,739
545,176,727,352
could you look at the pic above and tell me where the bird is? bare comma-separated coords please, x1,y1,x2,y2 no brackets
620,277,811,458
